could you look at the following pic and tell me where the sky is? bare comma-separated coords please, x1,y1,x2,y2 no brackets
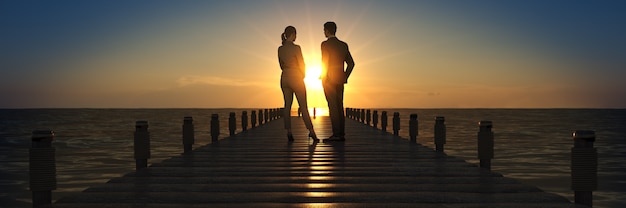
1,0,625,108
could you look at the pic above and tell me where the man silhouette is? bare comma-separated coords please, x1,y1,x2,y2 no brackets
321,21,355,142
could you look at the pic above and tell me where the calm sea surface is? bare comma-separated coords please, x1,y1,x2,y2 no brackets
1,109,625,207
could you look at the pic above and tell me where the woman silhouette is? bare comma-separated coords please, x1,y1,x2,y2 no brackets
278,26,318,142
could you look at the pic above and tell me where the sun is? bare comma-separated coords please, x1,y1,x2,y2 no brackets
302,63,328,116
304,64,322,90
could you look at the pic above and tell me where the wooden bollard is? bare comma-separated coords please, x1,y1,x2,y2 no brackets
351,108,355,120
273,108,277,119
228,112,236,136
349,108,354,119
251,111,257,127
360,109,365,123
434,116,446,152
346,108,350,119
241,111,248,132
258,109,263,125
392,112,400,136
409,114,418,143
571,130,597,207
268,109,272,120
381,111,388,132
373,110,379,128
210,114,219,142
264,109,269,123
477,121,494,170
30,129,56,207
366,109,371,125
355,109,359,121
134,121,150,170
350,108,354,119
182,117,194,154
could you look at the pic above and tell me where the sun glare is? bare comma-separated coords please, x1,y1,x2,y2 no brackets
304,64,323,90
302,64,328,116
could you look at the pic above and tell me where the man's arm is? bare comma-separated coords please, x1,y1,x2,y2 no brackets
344,47,355,83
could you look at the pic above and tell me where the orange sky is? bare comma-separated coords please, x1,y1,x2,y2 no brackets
1,1,625,108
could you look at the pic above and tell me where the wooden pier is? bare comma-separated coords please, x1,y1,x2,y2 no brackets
49,115,579,207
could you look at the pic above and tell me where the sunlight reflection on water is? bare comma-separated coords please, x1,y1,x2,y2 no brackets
0,109,624,208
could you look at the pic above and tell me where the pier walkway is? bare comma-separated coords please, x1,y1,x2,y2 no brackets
51,116,578,207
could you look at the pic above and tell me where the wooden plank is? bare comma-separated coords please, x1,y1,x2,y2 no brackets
51,116,573,207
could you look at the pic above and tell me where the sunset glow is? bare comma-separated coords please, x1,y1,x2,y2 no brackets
304,64,323,91
1,1,625,108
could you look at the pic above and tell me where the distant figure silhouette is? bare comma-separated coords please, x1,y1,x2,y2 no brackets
321,21,355,142
278,26,319,142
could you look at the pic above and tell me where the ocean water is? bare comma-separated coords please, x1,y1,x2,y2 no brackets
0,109,624,207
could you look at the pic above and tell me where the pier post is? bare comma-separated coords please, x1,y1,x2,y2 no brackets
360,109,366,123
373,110,379,128
241,111,248,132
355,109,360,121
571,130,597,207
182,117,194,154
30,129,56,207
350,108,354,120
434,117,446,152
229,112,236,136
393,112,400,136
381,111,388,132
366,109,371,126
264,109,269,123
258,109,263,125
268,109,272,121
477,121,494,170
346,108,351,119
134,121,150,170
211,114,219,142
251,111,257,127
350,108,355,119
409,114,418,143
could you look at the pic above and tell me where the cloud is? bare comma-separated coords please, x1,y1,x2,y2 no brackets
176,75,271,88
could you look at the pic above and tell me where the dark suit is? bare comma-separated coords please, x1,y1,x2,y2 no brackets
321,37,355,137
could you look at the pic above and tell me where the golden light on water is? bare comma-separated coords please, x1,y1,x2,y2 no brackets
307,107,329,117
